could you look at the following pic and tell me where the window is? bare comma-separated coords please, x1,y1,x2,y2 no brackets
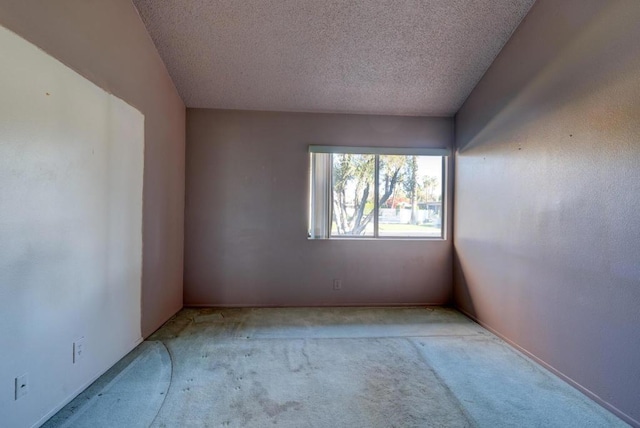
309,146,448,239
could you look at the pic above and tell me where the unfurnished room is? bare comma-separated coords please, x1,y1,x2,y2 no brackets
1,0,639,427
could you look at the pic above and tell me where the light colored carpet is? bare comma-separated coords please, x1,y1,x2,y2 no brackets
45,341,171,428
45,307,628,428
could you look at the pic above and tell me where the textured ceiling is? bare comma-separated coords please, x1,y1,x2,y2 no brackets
133,0,535,116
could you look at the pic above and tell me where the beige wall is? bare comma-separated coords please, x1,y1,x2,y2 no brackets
186,109,453,306
0,0,186,337
454,0,640,425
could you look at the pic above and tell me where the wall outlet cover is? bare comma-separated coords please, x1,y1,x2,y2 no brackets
333,279,342,290
15,373,28,400
73,337,86,364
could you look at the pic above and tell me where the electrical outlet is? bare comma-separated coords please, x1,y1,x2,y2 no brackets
333,279,342,291
73,337,86,364
15,373,28,400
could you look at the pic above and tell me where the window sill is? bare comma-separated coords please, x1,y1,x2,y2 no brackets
307,237,446,241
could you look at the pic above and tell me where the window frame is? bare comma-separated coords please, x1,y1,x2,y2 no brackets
308,145,450,240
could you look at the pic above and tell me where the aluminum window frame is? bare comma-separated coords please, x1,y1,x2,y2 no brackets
308,146,450,240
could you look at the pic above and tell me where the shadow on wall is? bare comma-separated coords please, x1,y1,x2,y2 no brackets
453,0,640,425
452,251,475,319
453,0,640,326
456,1,627,153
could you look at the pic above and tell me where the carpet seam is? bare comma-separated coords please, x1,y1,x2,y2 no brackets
406,338,478,428
148,340,174,428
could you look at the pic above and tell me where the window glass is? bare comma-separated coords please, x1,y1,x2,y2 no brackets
378,155,442,237
331,154,375,237
309,149,446,239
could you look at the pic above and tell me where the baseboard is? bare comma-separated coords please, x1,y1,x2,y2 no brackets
31,336,144,428
457,307,639,428
184,302,448,308
143,301,184,339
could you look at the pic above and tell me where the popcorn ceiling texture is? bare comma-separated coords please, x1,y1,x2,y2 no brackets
132,0,535,116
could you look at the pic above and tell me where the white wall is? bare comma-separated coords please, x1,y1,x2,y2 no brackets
0,25,144,428
0,0,186,338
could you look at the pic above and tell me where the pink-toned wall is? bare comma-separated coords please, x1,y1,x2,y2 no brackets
454,0,640,425
0,0,186,337
185,109,453,306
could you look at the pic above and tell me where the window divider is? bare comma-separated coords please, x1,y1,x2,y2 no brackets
327,154,333,237
440,156,446,240
309,154,314,238
374,154,380,238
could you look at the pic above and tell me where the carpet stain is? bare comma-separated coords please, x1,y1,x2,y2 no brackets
260,397,303,418
253,381,303,418
194,312,225,323
229,380,303,424
284,340,312,373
